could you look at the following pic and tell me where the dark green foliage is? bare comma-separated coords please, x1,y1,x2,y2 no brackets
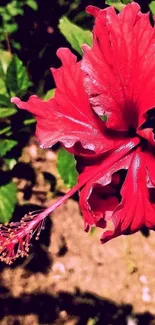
0,182,17,223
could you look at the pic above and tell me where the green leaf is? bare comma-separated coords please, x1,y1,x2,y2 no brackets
0,108,17,118
6,22,18,34
69,0,80,11
24,118,36,125
0,94,11,106
0,50,12,73
121,0,132,3
149,1,155,14
4,158,17,170
59,16,93,55
0,139,17,157
6,55,31,96
73,11,87,23
0,126,12,135
43,89,55,100
26,0,38,11
0,79,7,95
6,2,24,16
12,40,21,50
99,115,107,122
0,50,12,72
0,62,6,82
2,12,11,22
87,316,99,325
58,148,78,187
0,50,12,94
105,0,132,11
0,182,17,223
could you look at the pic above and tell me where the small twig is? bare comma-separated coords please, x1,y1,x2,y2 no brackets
5,31,11,54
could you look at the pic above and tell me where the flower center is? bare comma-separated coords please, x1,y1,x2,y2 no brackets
128,127,137,137
126,108,155,148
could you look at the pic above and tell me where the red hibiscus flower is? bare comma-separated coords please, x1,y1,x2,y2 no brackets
1,2,155,264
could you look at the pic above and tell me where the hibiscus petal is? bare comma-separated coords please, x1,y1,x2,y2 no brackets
11,48,122,155
86,5,100,18
79,138,139,230
102,150,155,243
143,150,155,186
137,128,155,146
82,3,155,132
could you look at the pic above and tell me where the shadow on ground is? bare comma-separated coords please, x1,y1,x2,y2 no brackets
0,288,154,325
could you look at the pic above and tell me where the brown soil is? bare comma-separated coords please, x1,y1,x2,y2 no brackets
1,138,155,325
